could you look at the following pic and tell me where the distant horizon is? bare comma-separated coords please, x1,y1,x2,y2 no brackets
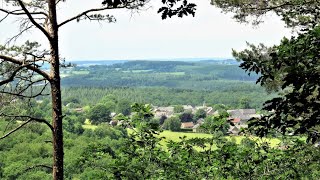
67,57,236,62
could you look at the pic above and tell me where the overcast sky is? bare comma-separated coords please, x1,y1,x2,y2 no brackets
0,0,292,61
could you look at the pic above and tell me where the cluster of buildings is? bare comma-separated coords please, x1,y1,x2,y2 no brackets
72,104,261,135
227,109,261,135
153,105,261,135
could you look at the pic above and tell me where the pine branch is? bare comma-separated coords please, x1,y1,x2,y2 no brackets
0,55,50,80
0,117,53,140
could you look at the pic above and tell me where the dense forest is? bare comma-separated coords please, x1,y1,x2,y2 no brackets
62,60,259,89
59,60,269,108
61,86,270,108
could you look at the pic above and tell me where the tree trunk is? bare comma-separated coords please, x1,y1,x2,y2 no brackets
51,81,63,180
48,0,63,179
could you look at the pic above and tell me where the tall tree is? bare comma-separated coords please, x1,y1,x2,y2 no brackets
211,0,320,141
0,0,196,179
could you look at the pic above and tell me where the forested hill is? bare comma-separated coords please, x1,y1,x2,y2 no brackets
61,60,259,89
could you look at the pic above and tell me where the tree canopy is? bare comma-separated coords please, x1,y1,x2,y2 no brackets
211,0,320,28
88,104,111,124
236,26,320,141
211,0,320,141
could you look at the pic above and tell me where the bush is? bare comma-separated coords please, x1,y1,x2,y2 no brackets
163,116,181,131
174,105,184,113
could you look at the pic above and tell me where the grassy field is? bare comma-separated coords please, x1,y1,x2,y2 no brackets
122,70,153,73
82,124,98,130
81,123,281,148
160,72,186,75
82,119,98,130
157,131,281,147
72,70,90,75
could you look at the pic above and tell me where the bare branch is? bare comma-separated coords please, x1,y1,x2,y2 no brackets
0,64,29,86
0,117,53,140
16,0,51,40
0,89,49,99
0,12,10,23
0,8,48,17
24,164,53,171
0,79,49,99
0,114,53,135
56,0,64,5
0,55,50,80
5,25,33,46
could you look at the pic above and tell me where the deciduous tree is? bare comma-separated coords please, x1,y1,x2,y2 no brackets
0,0,196,179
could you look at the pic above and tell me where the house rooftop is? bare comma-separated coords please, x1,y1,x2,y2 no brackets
181,122,194,129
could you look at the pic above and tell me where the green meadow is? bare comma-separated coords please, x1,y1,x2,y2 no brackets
84,124,281,148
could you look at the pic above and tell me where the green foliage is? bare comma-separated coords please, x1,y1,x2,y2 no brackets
235,26,320,142
211,0,320,28
79,126,320,179
94,124,127,140
131,103,159,130
113,113,128,121
100,94,117,112
163,116,181,131
173,105,184,113
213,103,228,111
60,60,271,109
116,100,132,116
238,97,251,109
158,0,196,19
87,103,111,124
201,115,230,134
131,103,154,120
62,61,260,90
63,115,84,135
194,108,207,119
2,107,320,179
63,97,80,106
62,85,270,109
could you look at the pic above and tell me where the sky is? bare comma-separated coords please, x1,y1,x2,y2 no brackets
0,0,293,61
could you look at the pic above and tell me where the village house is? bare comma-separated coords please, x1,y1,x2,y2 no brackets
181,122,194,129
192,119,205,133
227,109,259,135
153,106,175,118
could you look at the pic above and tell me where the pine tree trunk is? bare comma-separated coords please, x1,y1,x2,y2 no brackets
51,81,63,180
48,0,64,179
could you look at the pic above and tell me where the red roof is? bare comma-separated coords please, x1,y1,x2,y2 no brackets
231,118,241,123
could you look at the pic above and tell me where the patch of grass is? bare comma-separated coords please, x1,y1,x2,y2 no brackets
91,128,281,148
82,119,98,130
158,131,212,142
72,70,90,75
82,124,98,130
160,72,185,75
123,70,153,73
157,131,281,148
